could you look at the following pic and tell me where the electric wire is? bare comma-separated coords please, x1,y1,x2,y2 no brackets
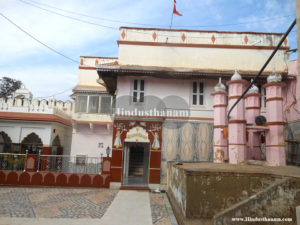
18,0,293,40
0,12,79,64
21,0,294,29
1,1,297,98
0,12,92,99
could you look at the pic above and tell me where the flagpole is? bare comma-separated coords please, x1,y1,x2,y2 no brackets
169,12,174,29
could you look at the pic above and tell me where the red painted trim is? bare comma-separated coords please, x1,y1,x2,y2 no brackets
78,66,96,70
266,121,285,125
263,82,286,88
265,97,283,102
213,125,227,128
213,104,227,108
117,40,289,51
0,171,110,188
119,27,285,36
228,120,247,124
246,106,261,110
0,112,71,127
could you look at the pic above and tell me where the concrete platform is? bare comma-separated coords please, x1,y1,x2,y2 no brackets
0,187,175,225
176,162,300,178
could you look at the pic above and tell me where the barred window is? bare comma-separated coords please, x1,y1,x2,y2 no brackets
75,96,87,112
258,85,266,108
100,96,112,114
192,82,204,105
133,80,145,103
88,96,99,113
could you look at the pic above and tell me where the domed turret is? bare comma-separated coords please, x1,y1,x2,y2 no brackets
248,79,259,94
231,68,242,81
267,67,282,83
13,85,33,100
214,77,226,92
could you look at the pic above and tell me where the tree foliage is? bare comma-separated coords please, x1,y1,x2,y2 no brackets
0,77,23,98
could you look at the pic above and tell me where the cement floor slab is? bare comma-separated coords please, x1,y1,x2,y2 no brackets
0,187,174,225
99,190,152,225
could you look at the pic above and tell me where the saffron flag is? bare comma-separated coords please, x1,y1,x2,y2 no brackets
173,0,182,16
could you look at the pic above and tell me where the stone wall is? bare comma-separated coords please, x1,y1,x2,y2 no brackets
161,121,213,184
213,178,300,225
285,120,300,165
167,163,279,222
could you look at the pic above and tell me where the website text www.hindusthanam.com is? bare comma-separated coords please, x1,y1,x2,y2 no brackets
114,108,190,117
231,217,293,222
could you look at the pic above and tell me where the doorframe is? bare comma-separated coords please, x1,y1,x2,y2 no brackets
121,142,150,185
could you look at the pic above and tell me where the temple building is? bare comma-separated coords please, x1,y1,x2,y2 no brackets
95,27,292,188
0,26,298,189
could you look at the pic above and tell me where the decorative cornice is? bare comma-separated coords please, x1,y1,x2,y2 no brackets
117,40,289,51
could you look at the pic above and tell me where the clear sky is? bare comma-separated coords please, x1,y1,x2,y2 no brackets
0,0,297,100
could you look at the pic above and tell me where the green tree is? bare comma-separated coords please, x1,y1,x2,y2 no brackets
0,77,23,98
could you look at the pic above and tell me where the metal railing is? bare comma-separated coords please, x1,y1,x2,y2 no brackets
0,153,26,171
0,153,103,174
38,154,103,174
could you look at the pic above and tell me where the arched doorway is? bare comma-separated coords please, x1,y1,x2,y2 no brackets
122,127,150,186
52,135,63,155
21,133,43,154
0,132,25,170
50,135,63,171
0,132,12,153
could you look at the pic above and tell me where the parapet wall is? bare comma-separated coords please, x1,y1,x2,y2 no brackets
167,162,300,224
0,97,73,118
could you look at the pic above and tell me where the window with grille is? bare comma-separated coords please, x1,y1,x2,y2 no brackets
133,80,145,103
75,96,88,112
192,82,204,105
88,96,99,113
75,95,112,114
100,96,112,114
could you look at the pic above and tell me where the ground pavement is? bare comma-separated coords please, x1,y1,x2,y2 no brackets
0,187,176,225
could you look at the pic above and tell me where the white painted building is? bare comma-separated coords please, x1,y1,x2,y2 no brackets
0,86,72,155
70,57,117,157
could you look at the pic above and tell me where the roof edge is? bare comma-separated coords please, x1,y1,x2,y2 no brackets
119,26,285,36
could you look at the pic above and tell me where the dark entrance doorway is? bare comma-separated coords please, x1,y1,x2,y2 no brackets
122,142,150,186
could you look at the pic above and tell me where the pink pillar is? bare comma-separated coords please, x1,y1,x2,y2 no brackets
263,82,286,166
245,93,261,160
227,78,248,164
212,90,228,163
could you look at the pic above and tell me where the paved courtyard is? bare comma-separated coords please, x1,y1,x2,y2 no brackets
0,187,174,225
